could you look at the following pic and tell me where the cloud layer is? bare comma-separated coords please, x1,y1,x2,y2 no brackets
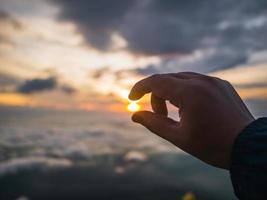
49,0,267,76
53,0,267,55
0,0,267,107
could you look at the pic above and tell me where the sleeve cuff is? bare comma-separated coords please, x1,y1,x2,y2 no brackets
230,117,267,199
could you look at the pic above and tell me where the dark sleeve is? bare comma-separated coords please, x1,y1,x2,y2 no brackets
230,117,267,200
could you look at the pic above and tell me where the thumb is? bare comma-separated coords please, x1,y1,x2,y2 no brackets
132,111,179,142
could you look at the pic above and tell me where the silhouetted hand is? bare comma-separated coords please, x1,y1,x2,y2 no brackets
129,72,254,169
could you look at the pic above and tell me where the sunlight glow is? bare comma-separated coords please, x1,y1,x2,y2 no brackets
127,101,141,112
0,93,29,106
119,89,130,100
117,89,141,112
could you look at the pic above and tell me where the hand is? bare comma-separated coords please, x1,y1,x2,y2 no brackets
129,72,254,169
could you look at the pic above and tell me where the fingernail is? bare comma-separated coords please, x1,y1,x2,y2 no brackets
128,93,139,101
128,93,133,99
132,114,143,123
128,94,135,101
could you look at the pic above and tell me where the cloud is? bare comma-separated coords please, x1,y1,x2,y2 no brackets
52,0,136,50
0,34,14,46
0,10,23,30
16,76,77,95
234,82,267,89
245,99,267,117
0,10,24,46
49,0,267,77
17,77,57,94
90,67,111,79
60,85,76,95
0,72,19,92
52,0,267,56
0,157,72,176
135,48,248,75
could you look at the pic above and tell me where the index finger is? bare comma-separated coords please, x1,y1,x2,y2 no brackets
128,74,186,102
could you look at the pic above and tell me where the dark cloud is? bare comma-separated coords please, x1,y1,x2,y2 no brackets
52,0,267,55
51,0,267,75
52,0,136,50
16,76,77,95
135,49,248,75
17,77,57,94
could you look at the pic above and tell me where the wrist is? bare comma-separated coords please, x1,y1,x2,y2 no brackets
220,117,255,169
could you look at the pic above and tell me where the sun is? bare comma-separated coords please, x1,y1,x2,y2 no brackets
127,101,141,112
117,89,141,112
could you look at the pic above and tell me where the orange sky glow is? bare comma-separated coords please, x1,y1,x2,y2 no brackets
0,0,267,113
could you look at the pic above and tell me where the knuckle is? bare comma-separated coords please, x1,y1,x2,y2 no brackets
184,80,210,97
223,80,232,87
197,76,225,89
150,73,161,80
199,75,217,83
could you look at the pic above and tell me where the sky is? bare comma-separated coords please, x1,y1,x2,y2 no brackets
0,0,267,112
